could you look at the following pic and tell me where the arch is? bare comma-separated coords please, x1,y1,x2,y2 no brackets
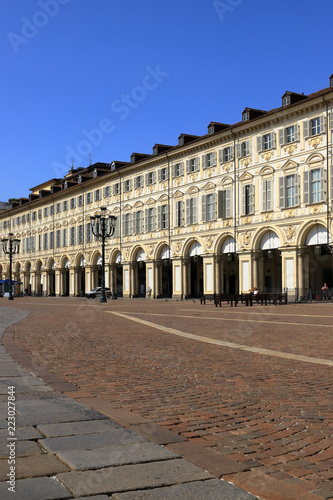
158,194,168,203
281,159,298,171
188,241,203,257
259,231,281,250
221,176,233,186
90,251,101,266
129,245,148,262
252,226,284,251
136,249,146,262
25,261,32,273
109,248,122,264
296,221,332,247
47,257,56,270
306,224,331,246
60,255,71,268
183,237,205,257
187,186,199,194
214,232,237,254
259,166,274,176
35,259,43,272
221,236,238,253
307,152,324,164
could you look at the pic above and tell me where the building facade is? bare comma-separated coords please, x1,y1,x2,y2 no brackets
1,75,333,300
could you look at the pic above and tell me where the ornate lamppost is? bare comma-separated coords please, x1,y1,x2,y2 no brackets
90,207,116,303
1,233,20,301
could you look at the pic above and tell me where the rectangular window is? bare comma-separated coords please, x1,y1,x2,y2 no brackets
146,207,155,232
135,175,144,189
86,193,92,204
242,184,254,215
186,158,199,173
218,189,232,218
304,168,324,204
44,207,48,218
145,172,156,185
78,195,83,206
103,186,111,198
237,140,251,158
172,162,184,178
279,125,299,145
158,204,169,229
38,209,42,219
135,211,143,233
304,116,324,138
70,197,76,209
124,179,132,192
62,201,68,211
280,175,299,208
49,205,54,216
70,227,76,246
263,133,272,150
94,189,101,202
123,213,132,236
49,232,54,249
286,126,295,143
85,223,92,243
202,193,216,222
158,167,168,182
56,203,61,213
262,179,272,211
63,228,67,247
202,152,216,169
32,211,37,221
220,146,234,163
43,233,48,251
186,197,197,225
311,117,321,136
113,183,120,195
77,225,83,244
56,230,61,248
175,200,184,226
257,134,276,152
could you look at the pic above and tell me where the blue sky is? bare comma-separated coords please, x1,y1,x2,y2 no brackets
1,0,332,201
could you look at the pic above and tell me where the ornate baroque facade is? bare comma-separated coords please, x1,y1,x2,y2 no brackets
1,75,333,300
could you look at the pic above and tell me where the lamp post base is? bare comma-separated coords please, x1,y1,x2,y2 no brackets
8,296,14,301
99,296,107,303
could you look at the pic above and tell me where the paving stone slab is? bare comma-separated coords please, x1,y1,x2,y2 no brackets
0,440,43,459
76,496,109,500
57,458,213,497
57,441,179,470
40,429,147,453
130,422,187,445
16,410,106,426
0,419,8,429
0,476,71,500
111,478,257,499
0,453,70,480
37,418,122,438
0,425,43,441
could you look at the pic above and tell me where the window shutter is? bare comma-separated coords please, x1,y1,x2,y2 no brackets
114,218,119,237
165,168,169,180
272,133,276,148
279,129,285,146
226,188,232,218
319,115,325,134
320,167,324,202
295,175,299,205
330,113,333,131
175,201,179,227
171,165,175,178
264,179,272,211
295,125,300,141
202,195,206,222
242,185,246,214
279,177,285,208
158,170,162,182
249,185,254,214
212,151,217,166
236,144,242,158
330,165,333,201
303,120,309,138
230,146,235,160
129,214,132,235
303,171,309,204
257,136,263,153
195,157,200,171
212,193,216,220
166,205,169,227
245,140,251,156
192,197,197,224
186,199,190,225
179,162,184,176
180,201,185,225
152,172,156,184
145,173,148,185
219,150,223,164
202,155,207,169
218,191,224,218
157,206,161,230
263,180,267,212
145,208,149,232
112,184,116,196
133,213,137,234
122,214,125,236
186,160,190,174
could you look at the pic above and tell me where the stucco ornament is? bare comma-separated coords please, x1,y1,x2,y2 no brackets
285,209,297,218
223,162,232,173
148,245,154,256
261,151,274,162
242,231,251,246
206,236,214,249
309,205,321,215
283,144,297,155
241,216,252,225
263,213,273,221
308,136,322,149
123,248,130,260
284,224,296,241
174,241,182,254
241,158,251,168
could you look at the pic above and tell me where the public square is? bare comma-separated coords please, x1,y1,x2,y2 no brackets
0,297,332,499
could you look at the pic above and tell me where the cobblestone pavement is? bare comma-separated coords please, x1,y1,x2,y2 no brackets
0,306,256,500
2,298,333,499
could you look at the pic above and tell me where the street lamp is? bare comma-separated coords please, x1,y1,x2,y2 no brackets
90,207,116,303
1,233,20,301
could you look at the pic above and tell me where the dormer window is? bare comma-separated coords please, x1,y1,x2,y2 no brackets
78,176,82,184
93,169,97,178
64,181,68,189
111,162,116,171
282,95,291,106
243,112,249,122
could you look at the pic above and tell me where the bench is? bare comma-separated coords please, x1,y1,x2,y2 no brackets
242,292,287,306
200,293,239,307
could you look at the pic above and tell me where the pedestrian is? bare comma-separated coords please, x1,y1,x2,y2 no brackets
321,283,329,301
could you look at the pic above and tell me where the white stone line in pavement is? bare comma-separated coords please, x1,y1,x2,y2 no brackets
183,307,333,319
107,311,333,367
